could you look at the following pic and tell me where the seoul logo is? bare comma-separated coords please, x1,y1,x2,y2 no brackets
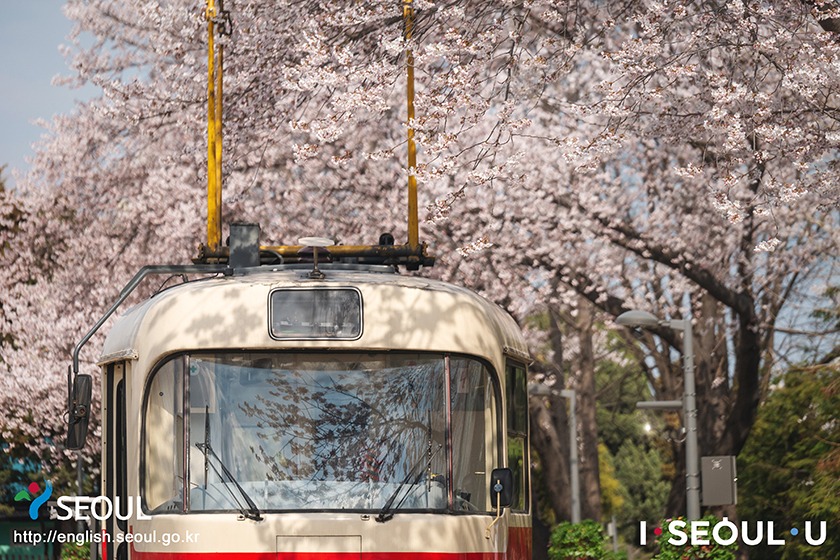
14,481,53,520
640,518,828,547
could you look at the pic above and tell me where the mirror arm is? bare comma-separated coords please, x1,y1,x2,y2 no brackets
71,264,227,375
485,477,505,539
66,264,224,450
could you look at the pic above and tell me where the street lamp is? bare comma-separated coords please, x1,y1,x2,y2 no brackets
615,310,701,521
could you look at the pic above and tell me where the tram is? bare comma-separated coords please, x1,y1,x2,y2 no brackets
63,2,533,558
67,231,532,559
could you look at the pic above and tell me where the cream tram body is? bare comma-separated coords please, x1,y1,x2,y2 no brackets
95,265,532,559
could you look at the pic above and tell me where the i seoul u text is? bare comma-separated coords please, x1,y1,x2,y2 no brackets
640,518,828,547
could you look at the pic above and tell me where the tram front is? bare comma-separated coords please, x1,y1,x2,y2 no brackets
79,266,531,559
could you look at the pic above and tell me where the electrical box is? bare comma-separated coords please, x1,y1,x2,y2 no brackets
701,455,737,506
229,222,260,269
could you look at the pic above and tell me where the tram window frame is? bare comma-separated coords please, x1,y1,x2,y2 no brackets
115,377,127,531
141,356,186,514
268,287,363,341
140,350,505,517
104,364,117,560
505,360,529,513
448,355,504,514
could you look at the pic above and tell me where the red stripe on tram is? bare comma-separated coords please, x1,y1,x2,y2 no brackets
130,527,531,560
131,553,504,560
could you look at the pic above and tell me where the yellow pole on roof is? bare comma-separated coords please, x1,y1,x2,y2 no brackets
205,0,222,253
215,45,224,234
404,0,419,250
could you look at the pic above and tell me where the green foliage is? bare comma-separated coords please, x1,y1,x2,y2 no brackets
61,541,90,560
811,285,839,364
0,435,55,517
595,358,650,454
598,443,624,517
613,441,670,528
738,364,840,560
0,428,93,502
595,349,670,544
549,520,627,560
811,285,839,330
652,516,736,560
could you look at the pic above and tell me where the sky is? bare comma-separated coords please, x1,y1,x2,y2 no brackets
0,2,95,187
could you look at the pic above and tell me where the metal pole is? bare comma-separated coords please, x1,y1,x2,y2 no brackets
403,0,419,250
617,310,702,521
215,43,223,237
205,0,221,253
76,451,84,532
678,319,701,520
71,264,227,374
560,389,580,523
76,450,83,495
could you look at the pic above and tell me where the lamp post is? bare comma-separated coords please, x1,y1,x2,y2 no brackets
615,310,701,521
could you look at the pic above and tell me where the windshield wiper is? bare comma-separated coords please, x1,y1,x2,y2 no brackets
195,407,262,521
376,443,442,523
195,441,263,521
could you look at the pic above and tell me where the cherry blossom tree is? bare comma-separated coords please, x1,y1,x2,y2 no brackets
420,0,839,519
1,0,837,523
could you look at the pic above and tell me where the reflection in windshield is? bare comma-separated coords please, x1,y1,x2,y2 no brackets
144,353,496,514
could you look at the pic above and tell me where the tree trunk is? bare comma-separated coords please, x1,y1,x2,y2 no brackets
576,298,602,521
528,308,573,523
530,392,572,522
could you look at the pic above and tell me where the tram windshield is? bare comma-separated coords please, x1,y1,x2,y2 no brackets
144,353,499,515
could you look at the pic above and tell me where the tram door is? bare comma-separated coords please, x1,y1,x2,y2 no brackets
505,361,532,559
102,362,128,560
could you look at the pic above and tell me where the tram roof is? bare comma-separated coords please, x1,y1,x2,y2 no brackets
99,265,530,370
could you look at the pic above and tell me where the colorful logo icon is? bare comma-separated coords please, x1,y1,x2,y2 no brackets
14,481,53,520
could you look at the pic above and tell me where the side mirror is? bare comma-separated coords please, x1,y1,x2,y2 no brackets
489,467,514,508
66,374,93,450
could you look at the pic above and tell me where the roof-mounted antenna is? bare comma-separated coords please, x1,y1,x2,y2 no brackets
299,237,334,280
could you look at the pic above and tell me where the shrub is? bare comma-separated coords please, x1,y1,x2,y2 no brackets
653,515,737,560
549,520,627,560
61,541,90,560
